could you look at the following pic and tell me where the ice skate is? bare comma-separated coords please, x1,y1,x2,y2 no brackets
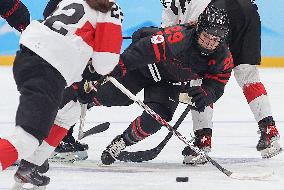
49,135,89,163
256,117,282,158
182,128,212,165
12,160,50,190
101,135,127,165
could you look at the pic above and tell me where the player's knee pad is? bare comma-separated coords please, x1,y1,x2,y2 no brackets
233,64,260,88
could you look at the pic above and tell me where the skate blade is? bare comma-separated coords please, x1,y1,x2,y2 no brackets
183,154,208,165
21,186,47,190
11,181,24,190
49,151,88,163
261,141,282,159
12,182,46,190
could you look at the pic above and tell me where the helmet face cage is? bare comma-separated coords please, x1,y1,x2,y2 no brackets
196,5,229,55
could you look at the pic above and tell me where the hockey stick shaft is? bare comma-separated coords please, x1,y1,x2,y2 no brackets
117,104,191,162
78,103,88,140
107,76,234,177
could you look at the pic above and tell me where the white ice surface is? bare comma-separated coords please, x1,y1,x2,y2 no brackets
0,67,284,189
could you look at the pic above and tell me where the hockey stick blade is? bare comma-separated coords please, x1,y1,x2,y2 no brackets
117,105,191,162
117,132,173,162
229,171,274,181
80,122,110,139
205,155,273,180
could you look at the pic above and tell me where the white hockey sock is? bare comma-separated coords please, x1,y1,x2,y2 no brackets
26,124,69,166
8,126,39,160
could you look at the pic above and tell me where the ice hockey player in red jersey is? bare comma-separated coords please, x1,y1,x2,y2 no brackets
0,0,123,188
0,0,30,32
161,0,282,165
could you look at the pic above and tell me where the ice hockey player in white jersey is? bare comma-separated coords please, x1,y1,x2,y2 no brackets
0,0,123,189
161,0,210,27
161,0,282,165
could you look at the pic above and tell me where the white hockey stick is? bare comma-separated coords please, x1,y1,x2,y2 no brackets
78,103,88,140
107,76,273,180
77,104,110,140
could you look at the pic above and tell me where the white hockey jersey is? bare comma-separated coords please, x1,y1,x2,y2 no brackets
161,0,211,27
20,0,123,86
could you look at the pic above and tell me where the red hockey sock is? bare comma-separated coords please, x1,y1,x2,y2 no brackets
0,138,18,170
45,124,68,147
243,82,267,103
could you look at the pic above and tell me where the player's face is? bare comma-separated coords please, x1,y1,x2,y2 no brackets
197,31,221,52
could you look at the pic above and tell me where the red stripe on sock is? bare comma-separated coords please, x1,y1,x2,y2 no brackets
136,117,151,137
243,82,267,103
0,138,18,170
44,124,68,147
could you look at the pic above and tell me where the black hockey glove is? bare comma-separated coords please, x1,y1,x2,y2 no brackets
77,79,97,104
187,86,215,112
132,26,160,43
59,84,79,109
82,62,102,81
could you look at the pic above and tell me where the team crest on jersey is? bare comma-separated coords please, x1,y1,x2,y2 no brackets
151,35,165,44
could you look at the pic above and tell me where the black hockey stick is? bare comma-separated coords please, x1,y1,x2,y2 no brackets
80,122,110,139
108,76,272,180
117,105,191,162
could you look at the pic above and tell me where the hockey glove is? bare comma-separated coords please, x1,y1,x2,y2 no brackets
59,84,79,109
82,61,103,81
77,79,97,104
187,86,215,112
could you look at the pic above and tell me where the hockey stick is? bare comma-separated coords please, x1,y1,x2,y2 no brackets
78,103,88,140
78,104,110,140
80,122,110,139
117,105,191,162
107,76,273,180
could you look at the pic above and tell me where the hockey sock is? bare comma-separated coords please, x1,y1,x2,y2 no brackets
0,138,18,170
0,126,39,170
123,116,151,145
191,106,213,131
243,82,272,122
25,124,68,166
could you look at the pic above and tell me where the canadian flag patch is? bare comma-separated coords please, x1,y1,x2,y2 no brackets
151,35,164,44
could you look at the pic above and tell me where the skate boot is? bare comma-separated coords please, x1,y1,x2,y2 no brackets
12,160,50,190
37,160,49,174
50,135,89,163
101,135,127,165
182,128,212,165
256,117,282,158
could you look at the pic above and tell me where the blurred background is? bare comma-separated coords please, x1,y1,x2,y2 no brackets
0,0,283,66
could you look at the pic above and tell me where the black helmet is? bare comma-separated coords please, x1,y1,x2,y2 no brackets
196,3,229,55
